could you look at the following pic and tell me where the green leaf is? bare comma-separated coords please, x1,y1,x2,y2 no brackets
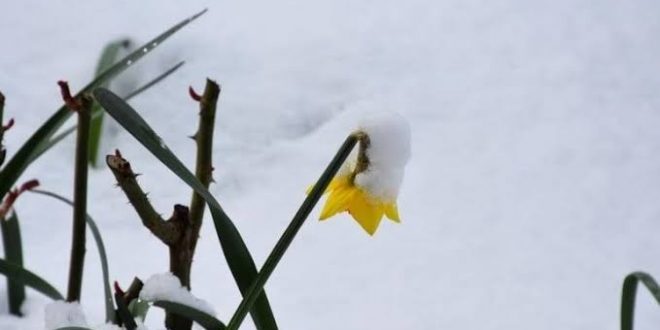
89,39,131,167
1,211,26,316
123,61,186,101
93,88,278,330
128,298,151,321
226,135,358,330
621,272,660,330
0,258,63,300
29,189,114,323
0,8,207,199
153,301,226,330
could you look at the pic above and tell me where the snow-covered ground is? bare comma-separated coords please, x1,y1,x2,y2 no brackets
2,0,660,329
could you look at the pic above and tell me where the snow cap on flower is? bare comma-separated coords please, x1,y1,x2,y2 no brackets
354,112,411,201
45,301,88,330
140,272,216,316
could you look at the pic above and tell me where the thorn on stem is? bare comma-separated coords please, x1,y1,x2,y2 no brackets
188,86,202,102
57,80,82,111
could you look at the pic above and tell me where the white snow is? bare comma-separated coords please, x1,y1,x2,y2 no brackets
140,273,215,316
1,1,660,329
44,301,88,330
93,323,124,330
354,112,411,201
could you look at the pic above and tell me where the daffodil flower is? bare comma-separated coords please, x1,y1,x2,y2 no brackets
314,113,410,235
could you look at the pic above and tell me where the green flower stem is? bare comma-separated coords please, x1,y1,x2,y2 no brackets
226,134,358,330
621,272,660,330
66,95,93,302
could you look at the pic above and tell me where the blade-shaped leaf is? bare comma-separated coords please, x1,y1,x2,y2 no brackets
0,9,207,198
153,300,225,330
30,189,114,323
93,88,278,329
123,61,185,101
0,258,63,300
621,272,660,330
1,211,26,316
89,38,131,167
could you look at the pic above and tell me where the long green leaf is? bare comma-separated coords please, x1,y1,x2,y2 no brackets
93,88,278,329
1,211,26,316
89,39,131,167
621,272,660,330
0,9,207,199
0,259,62,300
30,60,187,164
226,135,357,330
153,301,226,330
29,189,114,323
123,61,185,101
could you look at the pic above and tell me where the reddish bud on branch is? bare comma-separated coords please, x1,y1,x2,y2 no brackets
58,80,82,111
0,179,40,219
114,281,125,296
188,86,202,102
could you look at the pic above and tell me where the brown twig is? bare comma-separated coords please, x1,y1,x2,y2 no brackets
62,81,94,302
106,152,180,245
188,79,220,251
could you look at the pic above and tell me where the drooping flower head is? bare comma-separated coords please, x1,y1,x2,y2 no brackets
317,112,411,235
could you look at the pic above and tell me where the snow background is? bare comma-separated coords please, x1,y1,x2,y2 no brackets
2,0,660,329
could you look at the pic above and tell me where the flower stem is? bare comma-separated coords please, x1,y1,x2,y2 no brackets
66,93,93,302
225,134,359,330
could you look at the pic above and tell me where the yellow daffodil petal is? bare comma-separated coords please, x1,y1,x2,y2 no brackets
311,174,401,235
348,191,384,235
307,176,347,195
319,186,355,221
384,202,400,223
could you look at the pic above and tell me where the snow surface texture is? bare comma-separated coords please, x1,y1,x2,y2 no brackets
140,273,216,316
1,0,660,329
354,112,411,201
44,301,148,330
44,301,88,329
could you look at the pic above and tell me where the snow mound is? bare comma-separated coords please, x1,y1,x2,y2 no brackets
139,272,216,316
44,301,88,330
